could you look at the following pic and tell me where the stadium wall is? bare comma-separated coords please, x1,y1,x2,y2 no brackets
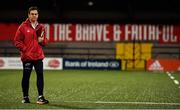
0,23,180,71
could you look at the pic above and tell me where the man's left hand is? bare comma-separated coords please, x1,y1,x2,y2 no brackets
38,37,44,43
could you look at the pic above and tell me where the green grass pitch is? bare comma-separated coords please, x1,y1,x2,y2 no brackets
0,70,180,109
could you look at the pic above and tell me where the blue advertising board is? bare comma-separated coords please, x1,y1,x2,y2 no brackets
63,59,121,70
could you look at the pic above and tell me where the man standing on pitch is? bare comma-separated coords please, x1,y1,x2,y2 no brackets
14,6,49,104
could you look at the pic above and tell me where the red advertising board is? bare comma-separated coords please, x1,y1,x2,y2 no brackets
0,23,180,44
147,59,180,72
0,23,19,41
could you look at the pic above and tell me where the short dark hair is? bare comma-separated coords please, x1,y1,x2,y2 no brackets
28,6,39,14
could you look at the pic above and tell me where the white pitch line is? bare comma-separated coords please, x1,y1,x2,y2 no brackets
96,101,180,105
166,71,171,76
166,71,180,88
63,101,180,105
98,86,118,101
174,80,179,85
170,76,175,79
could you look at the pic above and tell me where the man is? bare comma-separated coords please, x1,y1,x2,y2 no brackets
14,6,49,104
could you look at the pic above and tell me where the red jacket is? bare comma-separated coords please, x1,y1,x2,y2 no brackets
14,19,48,62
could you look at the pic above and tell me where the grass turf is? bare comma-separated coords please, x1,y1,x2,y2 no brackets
0,70,180,109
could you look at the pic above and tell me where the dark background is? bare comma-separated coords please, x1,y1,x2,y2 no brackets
0,0,180,24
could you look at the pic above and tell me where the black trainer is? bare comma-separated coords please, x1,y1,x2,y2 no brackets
22,96,30,103
37,96,49,104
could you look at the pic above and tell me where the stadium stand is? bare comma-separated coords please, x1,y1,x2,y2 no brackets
0,0,179,71
152,44,180,59
0,41,116,59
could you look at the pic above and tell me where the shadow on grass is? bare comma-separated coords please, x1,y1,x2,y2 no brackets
5,101,90,109
47,103,90,109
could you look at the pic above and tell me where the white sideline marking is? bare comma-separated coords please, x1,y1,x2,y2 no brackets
166,72,171,76
96,101,180,105
99,87,118,101
174,80,179,85
166,71,180,88
170,76,175,79
63,101,180,105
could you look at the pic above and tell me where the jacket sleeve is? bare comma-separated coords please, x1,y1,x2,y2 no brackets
13,26,27,52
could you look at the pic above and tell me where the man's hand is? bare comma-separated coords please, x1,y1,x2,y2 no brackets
38,36,44,43
38,30,45,43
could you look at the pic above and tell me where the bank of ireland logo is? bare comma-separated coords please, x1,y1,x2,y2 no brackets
109,61,119,68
